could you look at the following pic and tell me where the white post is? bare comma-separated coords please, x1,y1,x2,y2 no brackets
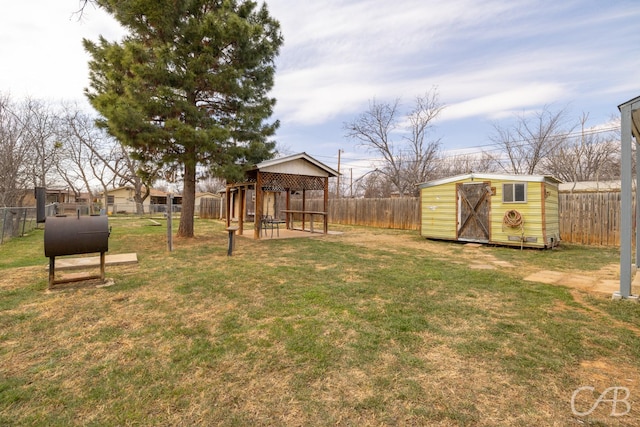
619,100,636,298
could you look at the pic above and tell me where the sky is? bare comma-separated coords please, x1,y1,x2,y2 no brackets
1,0,639,177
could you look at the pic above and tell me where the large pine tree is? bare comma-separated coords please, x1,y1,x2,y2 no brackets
84,0,282,237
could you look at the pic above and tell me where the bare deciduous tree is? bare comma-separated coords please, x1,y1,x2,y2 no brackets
0,95,31,207
56,107,114,209
0,96,62,206
57,106,160,214
359,171,393,198
543,113,620,182
344,89,444,196
435,151,498,179
197,177,226,194
491,106,574,175
22,99,60,189
402,93,444,192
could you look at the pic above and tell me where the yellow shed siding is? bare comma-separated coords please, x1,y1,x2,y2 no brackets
491,181,545,247
421,176,559,248
421,181,459,239
543,183,560,245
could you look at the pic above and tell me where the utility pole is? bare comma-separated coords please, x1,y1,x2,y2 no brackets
336,149,343,198
350,168,353,198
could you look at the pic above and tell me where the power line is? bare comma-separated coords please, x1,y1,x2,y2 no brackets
308,124,620,169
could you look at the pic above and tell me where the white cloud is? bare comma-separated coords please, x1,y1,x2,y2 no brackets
1,0,638,159
442,83,568,121
0,3,125,101
269,0,634,131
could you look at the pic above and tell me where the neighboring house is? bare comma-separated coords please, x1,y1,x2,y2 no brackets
21,188,91,209
558,181,623,193
101,186,183,214
419,173,561,249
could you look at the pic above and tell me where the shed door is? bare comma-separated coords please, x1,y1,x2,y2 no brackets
457,182,491,242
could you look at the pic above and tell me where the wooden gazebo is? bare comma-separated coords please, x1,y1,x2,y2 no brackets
225,152,339,239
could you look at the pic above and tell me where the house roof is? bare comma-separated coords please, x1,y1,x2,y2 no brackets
195,192,221,198
418,172,561,189
252,152,339,177
149,188,168,197
558,181,624,193
101,186,169,197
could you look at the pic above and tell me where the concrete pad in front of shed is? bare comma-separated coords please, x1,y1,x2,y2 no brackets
524,270,620,295
54,253,138,270
562,274,599,290
463,243,483,249
593,280,620,294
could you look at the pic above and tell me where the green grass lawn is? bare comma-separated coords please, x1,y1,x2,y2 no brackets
1,218,639,426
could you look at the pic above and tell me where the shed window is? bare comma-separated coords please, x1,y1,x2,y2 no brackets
503,183,526,203
107,195,115,205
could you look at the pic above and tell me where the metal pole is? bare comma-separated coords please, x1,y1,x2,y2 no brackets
636,135,640,270
21,208,27,236
167,194,173,252
350,168,353,198
1,208,7,244
620,102,633,298
336,149,342,198
227,228,235,256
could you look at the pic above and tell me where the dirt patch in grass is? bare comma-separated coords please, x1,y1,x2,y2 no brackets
340,229,627,296
0,266,45,290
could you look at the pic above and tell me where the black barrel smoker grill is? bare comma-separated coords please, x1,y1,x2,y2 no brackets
44,214,110,289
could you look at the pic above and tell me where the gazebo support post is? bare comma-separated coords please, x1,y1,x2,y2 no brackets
302,189,307,231
285,188,291,229
238,186,245,235
323,176,329,234
255,172,263,239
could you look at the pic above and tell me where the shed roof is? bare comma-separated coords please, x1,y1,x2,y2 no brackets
418,173,561,189
251,152,339,178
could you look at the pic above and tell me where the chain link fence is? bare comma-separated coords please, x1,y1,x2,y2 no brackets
0,202,185,246
104,203,182,215
0,205,55,245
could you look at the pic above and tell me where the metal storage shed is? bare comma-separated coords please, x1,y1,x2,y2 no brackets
419,173,561,249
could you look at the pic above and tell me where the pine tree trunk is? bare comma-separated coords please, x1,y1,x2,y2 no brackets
178,161,196,237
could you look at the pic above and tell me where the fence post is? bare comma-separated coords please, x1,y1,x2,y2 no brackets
0,208,6,244
167,195,173,252
21,208,27,236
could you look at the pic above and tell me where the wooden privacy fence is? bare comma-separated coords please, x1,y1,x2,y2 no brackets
290,198,421,230
199,197,223,219
558,192,625,246
200,193,629,246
